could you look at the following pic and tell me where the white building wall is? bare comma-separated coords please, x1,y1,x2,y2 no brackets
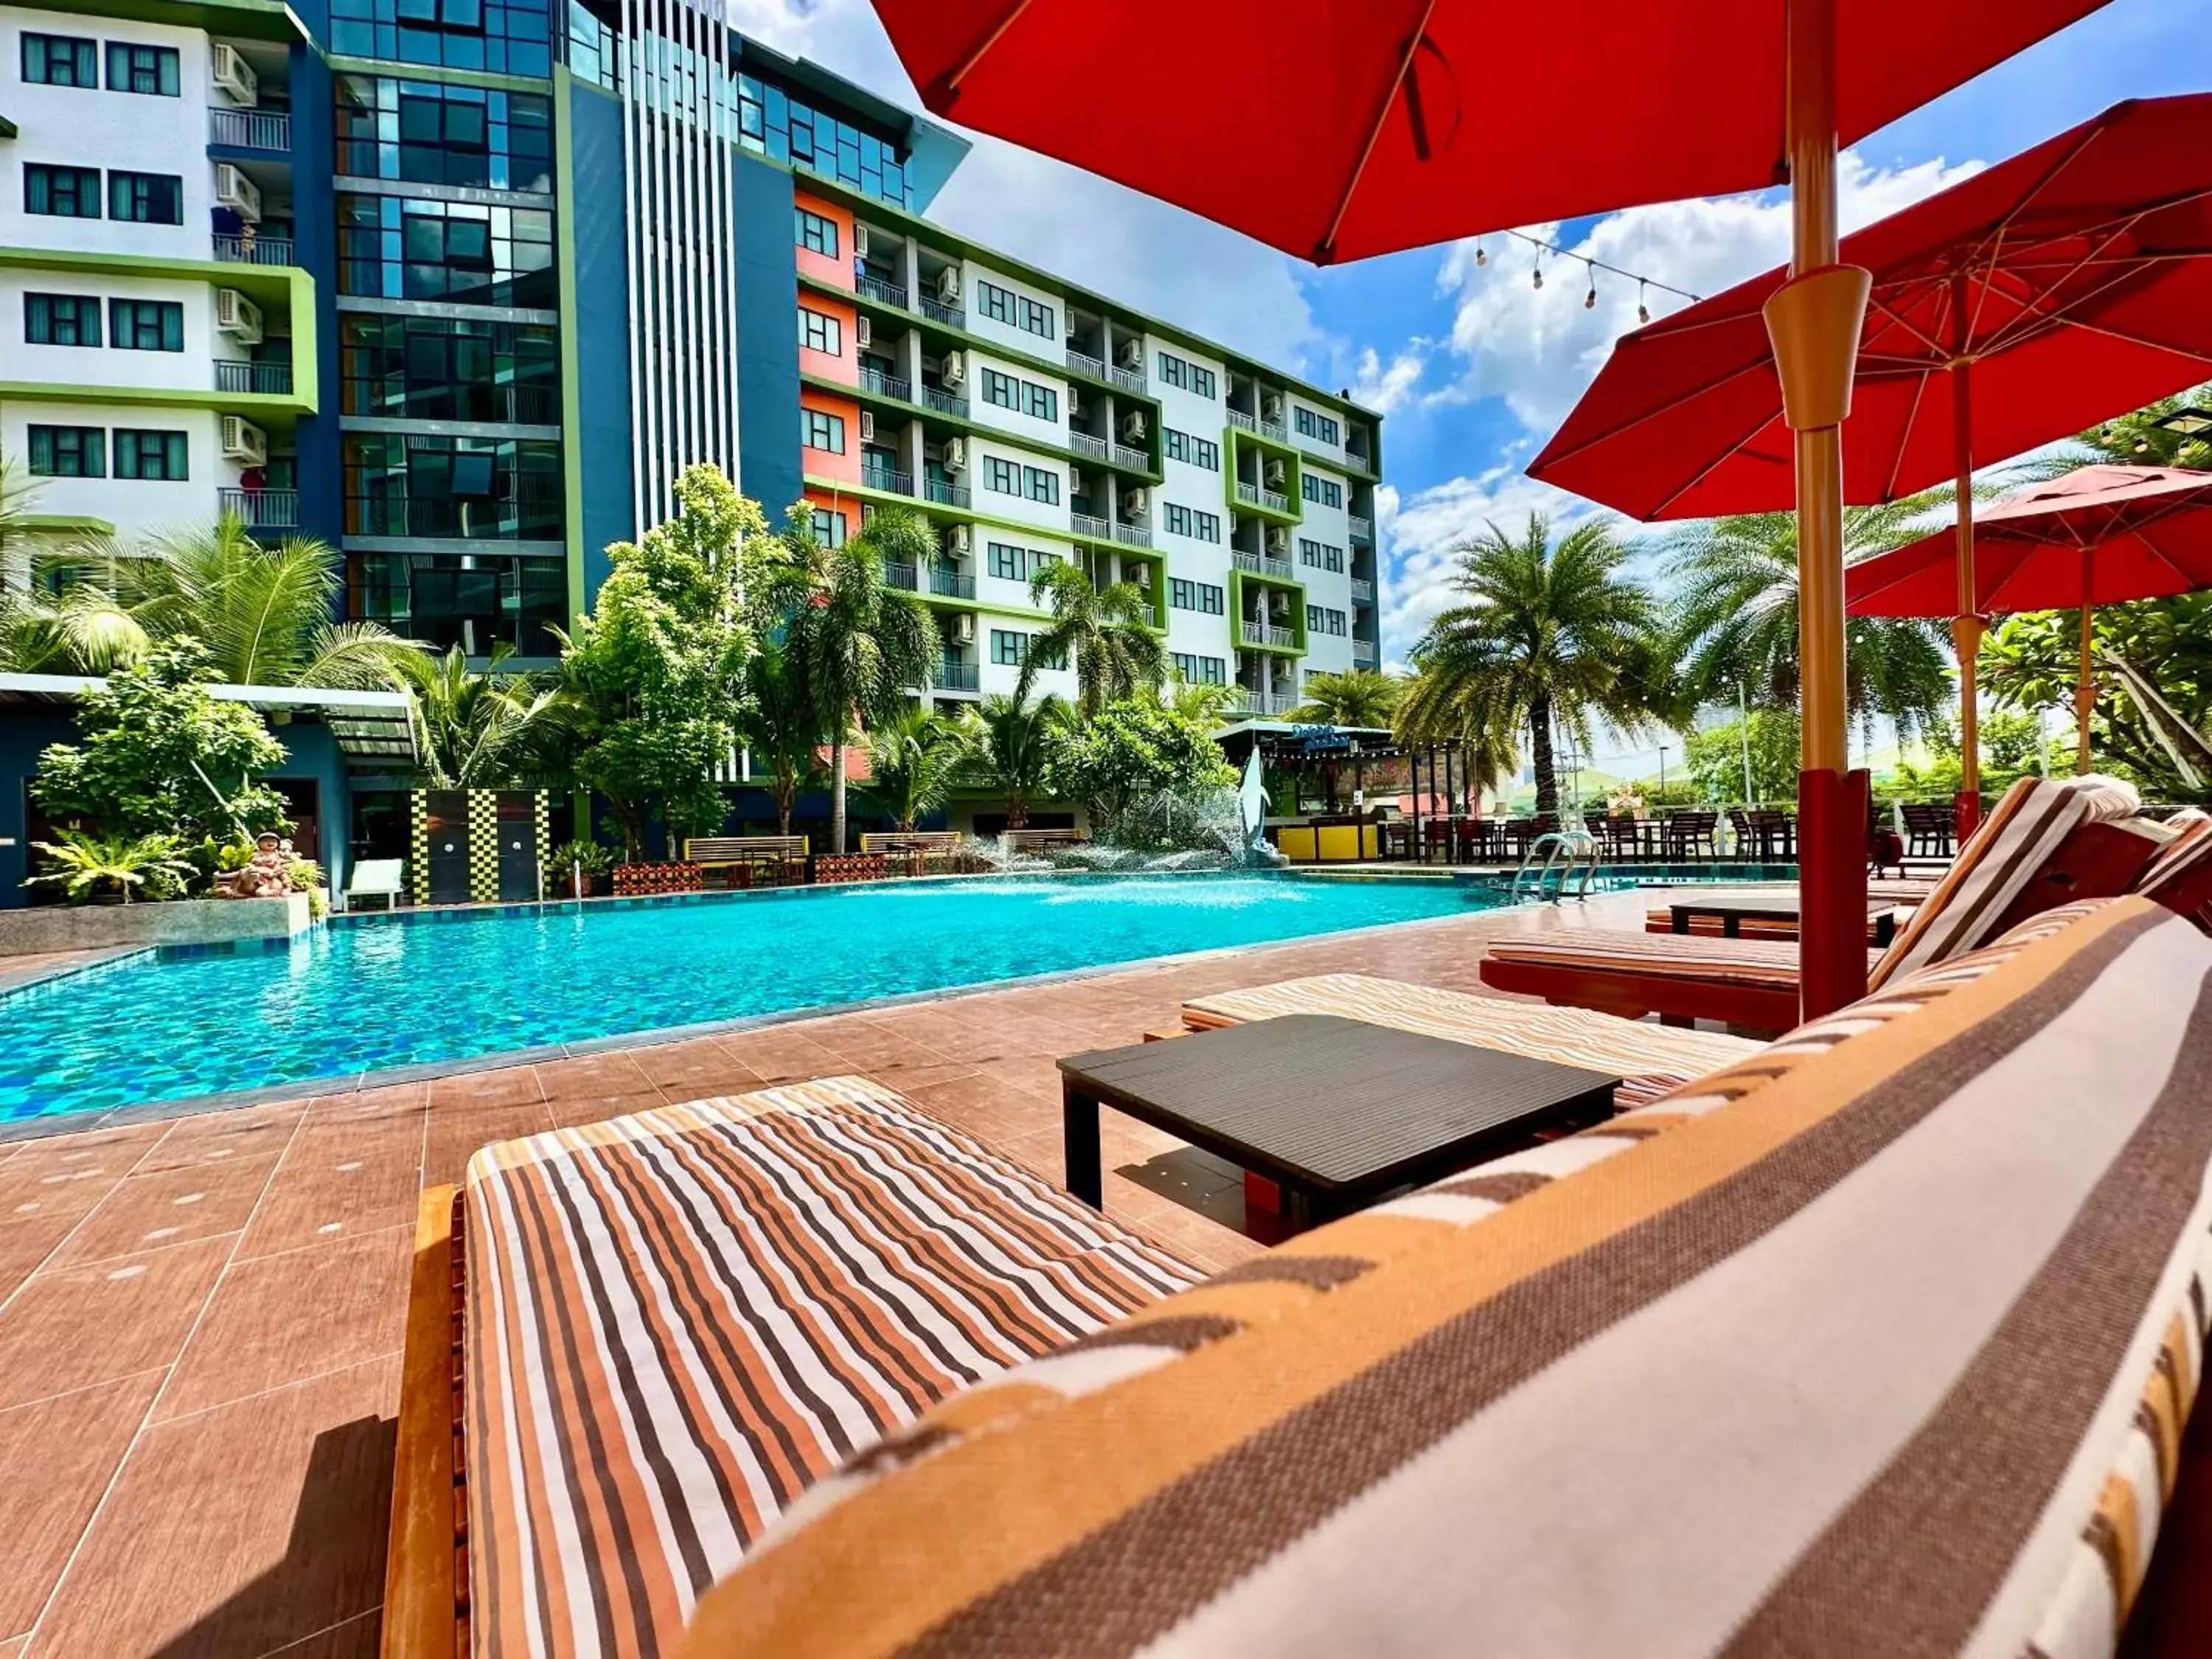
0,269,247,394
954,260,1063,364
961,435,1071,535
1145,335,1242,687
1296,459,1355,674
0,400,229,537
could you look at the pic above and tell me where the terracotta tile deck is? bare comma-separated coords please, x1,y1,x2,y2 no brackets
0,893,1648,1657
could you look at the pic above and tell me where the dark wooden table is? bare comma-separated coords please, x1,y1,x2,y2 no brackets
1669,897,1899,946
1058,1015,1621,1229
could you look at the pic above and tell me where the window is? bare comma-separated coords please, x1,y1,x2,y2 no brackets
1164,504,1220,542
1017,295,1054,338
1022,465,1060,505
731,67,917,211
799,307,842,354
1305,605,1349,637
335,77,554,192
983,455,1020,496
327,0,554,77
1157,351,1188,392
1023,381,1057,421
1293,406,1341,445
980,366,1018,410
810,507,847,547
339,192,554,307
1302,473,1344,509
1169,578,1224,616
801,408,845,453
979,367,1060,422
975,279,1015,327
21,32,98,86
343,431,562,540
1164,428,1220,470
113,428,188,481
987,541,1059,582
1172,653,1226,686
24,164,102,219
105,41,180,95
1298,538,1345,574
1192,364,1217,399
794,206,838,257
24,293,102,347
27,425,105,477
108,298,185,352
990,629,1027,667
975,280,1052,338
107,170,182,224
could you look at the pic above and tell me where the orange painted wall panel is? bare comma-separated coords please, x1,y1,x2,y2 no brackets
801,389,863,485
803,488,855,546
800,293,860,387
793,190,855,292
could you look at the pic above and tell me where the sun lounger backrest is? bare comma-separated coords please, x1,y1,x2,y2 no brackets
347,858,404,893
2134,810,2212,931
1865,773,2144,990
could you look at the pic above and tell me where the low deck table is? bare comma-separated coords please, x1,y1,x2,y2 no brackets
1058,1015,1621,1229
1669,897,1899,945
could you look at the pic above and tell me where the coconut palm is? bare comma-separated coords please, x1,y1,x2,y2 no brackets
775,507,938,852
1399,514,1672,823
393,644,568,788
2014,383,2211,481
0,546,152,674
740,639,825,837
969,688,1067,830
1020,561,1165,720
1292,667,1402,728
863,706,975,832
1665,494,1955,742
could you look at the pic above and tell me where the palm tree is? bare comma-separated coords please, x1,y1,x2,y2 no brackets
777,507,938,852
1020,561,1164,719
0,549,151,674
2014,382,2211,480
393,644,568,788
1292,667,1402,728
970,688,1067,830
1665,495,1955,742
740,639,824,837
863,706,975,832
1399,514,1672,823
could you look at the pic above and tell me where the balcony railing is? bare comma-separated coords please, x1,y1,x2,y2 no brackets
209,107,291,150
931,568,976,599
884,561,919,591
1227,408,1256,433
860,367,911,400
1349,577,1374,602
1262,488,1292,513
862,464,914,495
1068,430,1108,460
856,273,908,307
1111,442,1148,470
1241,621,1297,649
1230,551,1296,580
218,486,298,529
1241,689,1295,716
1348,514,1374,541
216,359,293,394
1353,641,1380,667
1066,347,1107,380
1113,522,1152,549
922,386,967,417
933,660,980,692
925,477,970,507
214,233,293,265
1108,364,1146,394
1071,512,1110,540
919,296,964,328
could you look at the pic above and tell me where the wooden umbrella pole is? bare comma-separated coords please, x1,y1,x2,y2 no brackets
2077,549,2095,774
1950,305,1984,837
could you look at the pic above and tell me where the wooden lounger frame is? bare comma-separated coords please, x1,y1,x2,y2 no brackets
383,1184,462,1659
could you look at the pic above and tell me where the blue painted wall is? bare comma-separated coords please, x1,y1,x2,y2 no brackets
567,78,636,602
731,151,802,522
288,34,347,563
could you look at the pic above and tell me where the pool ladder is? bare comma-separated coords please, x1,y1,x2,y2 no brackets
1511,828,1600,903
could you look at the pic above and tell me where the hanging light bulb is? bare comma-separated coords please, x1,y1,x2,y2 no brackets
2134,434,2152,453
1531,254,1543,291
1638,279,1651,326
1474,240,1486,267
1584,263,1597,309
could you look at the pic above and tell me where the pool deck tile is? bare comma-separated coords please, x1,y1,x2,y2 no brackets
0,891,1660,1656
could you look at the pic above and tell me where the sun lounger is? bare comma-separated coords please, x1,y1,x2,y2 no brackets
343,856,405,911
1637,876,1935,937
1482,773,2170,1032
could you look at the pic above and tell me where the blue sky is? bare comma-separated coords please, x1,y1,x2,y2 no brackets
730,0,2201,776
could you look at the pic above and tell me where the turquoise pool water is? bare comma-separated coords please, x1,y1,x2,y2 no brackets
0,872,1504,1121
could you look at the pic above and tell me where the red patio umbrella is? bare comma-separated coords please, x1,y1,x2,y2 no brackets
1847,464,2212,772
869,0,2113,1020
1528,94,2212,832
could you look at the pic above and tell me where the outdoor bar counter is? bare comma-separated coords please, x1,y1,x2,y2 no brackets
1270,814,1381,863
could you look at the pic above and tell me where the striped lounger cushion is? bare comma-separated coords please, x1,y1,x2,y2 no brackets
2136,810,2212,931
1178,973,1760,1110
461,1077,1200,1656
678,897,2212,1659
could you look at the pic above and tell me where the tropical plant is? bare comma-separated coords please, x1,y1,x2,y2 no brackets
1161,673,1241,729
771,505,938,852
557,465,774,857
548,838,613,877
1045,695,1237,835
1020,561,1166,719
1663,494,1956,745
1290,667,1402,728
32,644,290,844
1398,514,1674,822
0,551,152,674
1884,709,2059,804
394,644,568,788
968,689,1067,830
2012,382,2211,480
738,639,826,838
862,706,975,832
1683,709,1803,807
25,829,195,904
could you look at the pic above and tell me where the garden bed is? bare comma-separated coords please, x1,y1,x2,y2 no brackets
0,891,319,957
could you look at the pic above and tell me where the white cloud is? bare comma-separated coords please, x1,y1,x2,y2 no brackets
1349,347,1425,414
1432,152,1986,434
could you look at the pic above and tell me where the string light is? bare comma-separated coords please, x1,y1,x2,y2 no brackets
1583,262,1597,309
1473,240,1486,266
1638,279,1651,326
1531,250,1543,290
1468,228,1701,313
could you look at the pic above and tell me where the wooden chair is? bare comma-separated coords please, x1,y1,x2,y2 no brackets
1901,801,1955,859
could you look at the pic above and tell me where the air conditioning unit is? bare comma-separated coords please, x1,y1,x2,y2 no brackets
859,410,876,442
1116,338,1144,370
941,350,965,386
221,415,267,465
937,266,961,304
947,524,973,556
943,438,967,473
852,224,869,260
953,613,975,645
209,44,257,105
1264,459,1287,489
214,288,263,344
855,315,872,349
1121,487,1149,520
1068,472,1086,499
214,164,262,223
1262,394,1285,423
1119,409,1147,442
1270,591,1292,619
1265,526,1290,555
1069,402,1087,425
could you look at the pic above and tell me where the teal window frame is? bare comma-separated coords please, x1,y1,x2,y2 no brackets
24,292,102,347
990,628,1026,667
1169,577,1223,616
113,428,188,481
1301,473,1344,509
794,206,838,257
1021,381,1057,421
810,506,846,546
983,456,1020,496
24,164,102,219
107,170,182,224
975,279,1017,327
798,305,841,354
980,366,1018,411
105,41,180,95
21,32,98,86
1189,364,1217,399
1293,406,1341,445
108,298,185,352
27,424,105,477
800,408,845,453
1021,465,1060,505
1157,351,1187,391
1172,652,1225,685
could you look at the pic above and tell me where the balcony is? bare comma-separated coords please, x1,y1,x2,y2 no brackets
1353,641,1380,667
924,476,970,507
1113,522,1152,549
1108,363,1146,394
1228,408,1287,441
216,360,293,395
1349,577,1374,602
1241,689,1295,716
857,273,908,307
1231,550,1297,581
1068,430,1108,460
1235,481,1293,513
1066,347,1107,380
860,367,911,400
1071,512,1110,540
209,107,291,150
922,386,968,417
1111,442,1148,470
885,561,920,591
1241,621,1297,650
933,660,980,693
931,568,976,599
218,486,298,530
214,233,293,265
862,464,914,495
1348,514,1375,542
919,296,964,329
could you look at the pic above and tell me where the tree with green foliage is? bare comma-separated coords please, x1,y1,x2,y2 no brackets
556,465,772,858
24,829,195,904
1291,667,1402,729
968,689,1066,830
1398,515,1674,823
1683,709,1802,807
1019,562,1165,720
32,643,289,844
863,706,975,832
739,639,825,838
1046,695,1237,836
395,644,568,789
2014,382,2211,481
773,506,938,853
1884,709,2059,804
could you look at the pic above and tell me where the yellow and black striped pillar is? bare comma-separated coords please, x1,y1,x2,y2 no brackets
533,791,551,891
467,790,499,902
408,790,430,905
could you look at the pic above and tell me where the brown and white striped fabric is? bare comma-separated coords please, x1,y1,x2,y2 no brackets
1640,877,1935,937
2135,810,2212,932
1482,925,1877,985
1179,973,1759,1110
679,897,2212,1659
462,1078,1199,1657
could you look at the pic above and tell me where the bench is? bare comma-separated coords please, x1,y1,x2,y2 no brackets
343,856,406,912
683,835,810,885
858,831,961,854
1001,827,1089,854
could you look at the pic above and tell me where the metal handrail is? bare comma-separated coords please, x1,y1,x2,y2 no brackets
218,486,298,529
1108,364,1145,394
209,107,290,150
1070,512,1110,539
860,367,911,400
856,273,908,307
216,360,293,394
862,465,914,495
1347,514,1374,540
1066,347,1107,379
884,562,919,591
1111,442,1149,470
1510,830,1600,903
924,477,970,507
922,386,967,417
919,296,964,328
1068,431,1107,459
1349,577,1374,601
213,234,292,265
1113,522,1151,549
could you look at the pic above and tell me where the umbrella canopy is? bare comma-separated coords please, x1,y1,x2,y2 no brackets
1528,95,2212,519
1847,464,2212,772
869,0,2107,264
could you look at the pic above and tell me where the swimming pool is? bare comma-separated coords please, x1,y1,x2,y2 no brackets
0,872,1506,1121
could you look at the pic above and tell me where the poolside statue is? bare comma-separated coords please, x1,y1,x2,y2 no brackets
1238,750,1270,860
219,832,292,900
